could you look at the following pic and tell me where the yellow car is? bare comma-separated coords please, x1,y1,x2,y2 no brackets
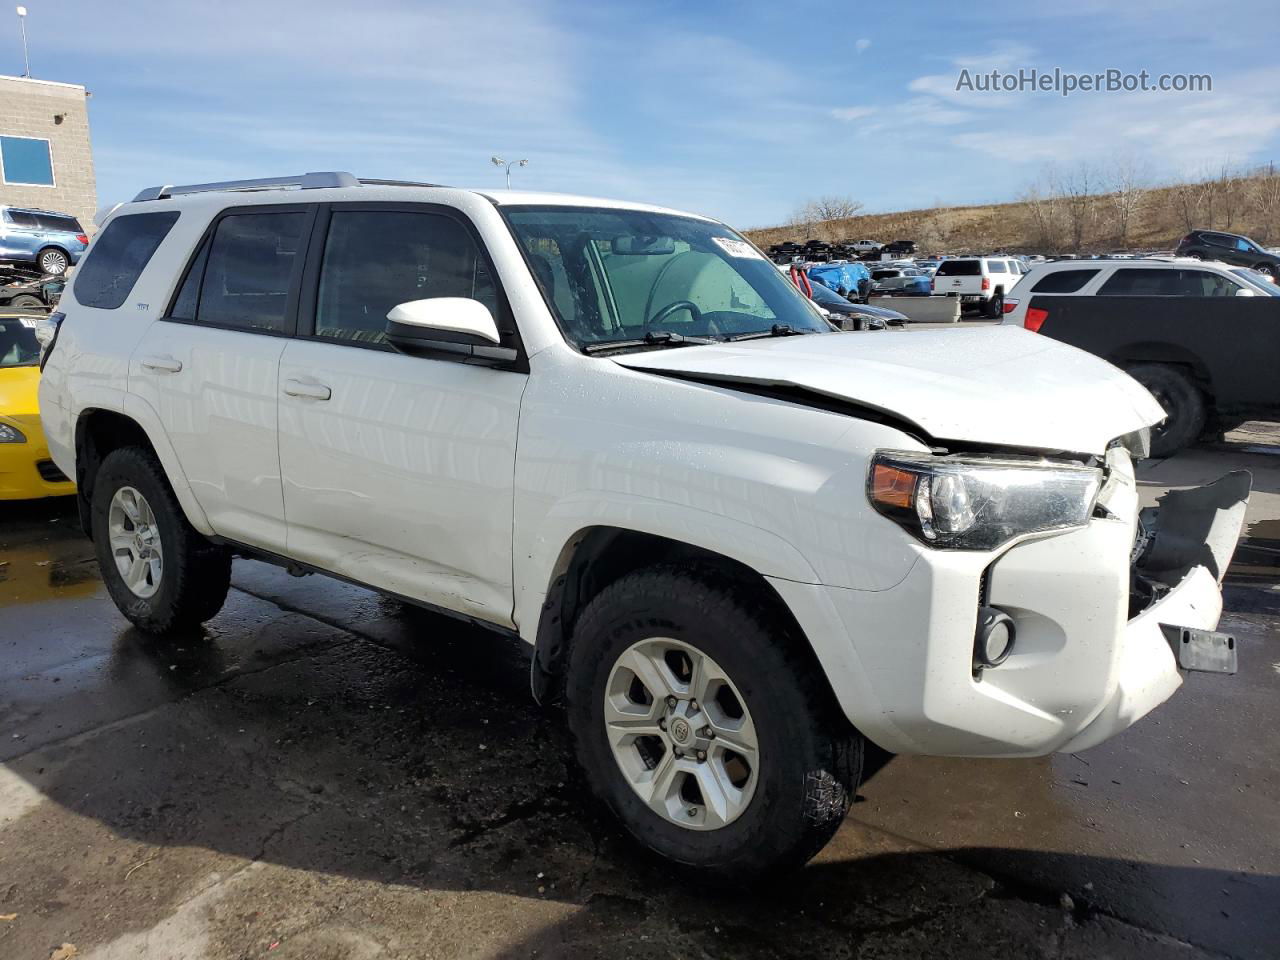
1,312,75,499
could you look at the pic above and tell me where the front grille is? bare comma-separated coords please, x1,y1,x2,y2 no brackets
36,459,70,483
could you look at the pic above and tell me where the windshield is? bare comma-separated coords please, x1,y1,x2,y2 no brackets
1231,267,1280,295
503,206,831,349
0,317,40,368
808,282,846,306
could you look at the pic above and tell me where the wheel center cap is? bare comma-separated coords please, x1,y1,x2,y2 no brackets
669,716,692,744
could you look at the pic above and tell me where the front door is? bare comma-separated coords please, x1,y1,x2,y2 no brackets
278,204,526,626
129,206,313,552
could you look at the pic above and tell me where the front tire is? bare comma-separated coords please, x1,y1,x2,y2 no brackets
565,564,863,881
91,447,231,634
1127,363,1207,457
37,247,70,276
8,294,43,309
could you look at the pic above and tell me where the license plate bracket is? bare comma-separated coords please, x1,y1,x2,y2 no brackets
1162,625,1238,674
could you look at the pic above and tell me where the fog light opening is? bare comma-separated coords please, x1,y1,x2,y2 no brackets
974,606,1016,673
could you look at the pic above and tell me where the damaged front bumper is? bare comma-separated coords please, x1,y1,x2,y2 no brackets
1059,469,1251,753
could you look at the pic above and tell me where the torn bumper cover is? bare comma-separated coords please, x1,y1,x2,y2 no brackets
1061,470,1251,753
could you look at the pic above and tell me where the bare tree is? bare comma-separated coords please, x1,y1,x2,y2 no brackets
1048,163,1098,253
1018,182,1064,252
1248,168,1280,243
1105,156,1149,250
791,195,864,239
1166,179,1203,236
1214,162,1245,231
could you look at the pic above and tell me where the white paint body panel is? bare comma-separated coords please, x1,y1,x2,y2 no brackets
277,338,525,625
40,182,1224,763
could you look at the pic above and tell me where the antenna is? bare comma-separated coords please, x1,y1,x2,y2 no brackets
16,6,29,78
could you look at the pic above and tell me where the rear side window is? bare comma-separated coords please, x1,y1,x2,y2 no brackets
34,213,81,232
1097,268,1240,297
936,260,981,276
192,212,307,333
73,212,180,310
1029,269,1099,293
313,209,499,345
988,260,1007,273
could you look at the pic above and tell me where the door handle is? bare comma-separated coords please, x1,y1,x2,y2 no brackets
139,355,183,373
283,379,332,401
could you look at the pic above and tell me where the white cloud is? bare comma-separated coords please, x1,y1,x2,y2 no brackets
832,106,877,122
855,38,872,54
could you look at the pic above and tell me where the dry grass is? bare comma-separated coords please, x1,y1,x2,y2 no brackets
745,175,1280,256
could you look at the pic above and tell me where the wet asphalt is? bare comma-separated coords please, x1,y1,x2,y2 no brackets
0,436,1277,959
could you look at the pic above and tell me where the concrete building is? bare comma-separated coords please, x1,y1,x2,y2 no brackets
0,75,97,228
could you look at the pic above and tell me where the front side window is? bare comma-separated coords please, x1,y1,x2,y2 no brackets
1029,268,1099,293
0,136,54,186
73,212,180,310
314,210,499,345
195,212,306,332
504,206,829,348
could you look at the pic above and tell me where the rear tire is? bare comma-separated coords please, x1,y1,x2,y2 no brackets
91,447,231,634
984,291,1004,319
37,247,69,276
1127,363,1206,457
1253,263,1276,280
565,564,863,881
8,294,43,309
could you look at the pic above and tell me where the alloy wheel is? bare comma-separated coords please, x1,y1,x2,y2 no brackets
108,486,164,598
603,637,759,831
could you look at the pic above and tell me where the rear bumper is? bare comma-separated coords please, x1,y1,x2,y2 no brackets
774,456,1249,758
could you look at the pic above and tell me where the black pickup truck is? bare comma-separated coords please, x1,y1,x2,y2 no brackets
1020,265,1280,455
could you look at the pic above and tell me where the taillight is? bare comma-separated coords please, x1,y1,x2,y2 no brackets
1002,298,1019,315
1025,307,1049,333
76,234,89,245
931,278,937,291
981,277,990,291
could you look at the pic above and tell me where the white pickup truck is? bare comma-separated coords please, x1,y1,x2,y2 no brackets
933,256,1023,318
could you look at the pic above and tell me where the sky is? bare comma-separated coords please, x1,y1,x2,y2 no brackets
7,0,1280,228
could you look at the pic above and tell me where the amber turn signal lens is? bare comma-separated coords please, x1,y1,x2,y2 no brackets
871,463,918,510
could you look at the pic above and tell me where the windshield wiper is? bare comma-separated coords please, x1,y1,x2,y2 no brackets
582,331,719,355
726,324,815,342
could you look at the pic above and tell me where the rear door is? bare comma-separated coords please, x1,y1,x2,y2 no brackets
277,203,526,625
129,205,314,552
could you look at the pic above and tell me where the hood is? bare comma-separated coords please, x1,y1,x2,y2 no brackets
612,326,1164,455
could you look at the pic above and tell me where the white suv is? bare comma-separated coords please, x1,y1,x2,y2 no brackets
38,174,1248,877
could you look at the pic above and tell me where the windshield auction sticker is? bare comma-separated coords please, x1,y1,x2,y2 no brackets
712,237,765,260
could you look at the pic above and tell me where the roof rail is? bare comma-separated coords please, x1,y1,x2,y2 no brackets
132,171,359,203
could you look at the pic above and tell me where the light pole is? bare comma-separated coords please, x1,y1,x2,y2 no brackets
16,6,29,78
490,155,528,189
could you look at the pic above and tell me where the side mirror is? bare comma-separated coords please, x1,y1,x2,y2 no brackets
1235,287,1257,297
386,297,500,342
384,298,518,365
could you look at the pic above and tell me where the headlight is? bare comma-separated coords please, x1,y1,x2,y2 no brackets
868,451,1102,550
0,422,27,443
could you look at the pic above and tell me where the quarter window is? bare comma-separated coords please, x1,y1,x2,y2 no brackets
0,136,54,186
195,212,307,333
1028,269,1099,293
313,210,499,345
1097,268,1240,297
73,212,180,310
